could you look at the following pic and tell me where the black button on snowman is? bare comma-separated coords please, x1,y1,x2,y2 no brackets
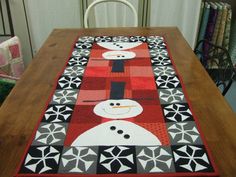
110,125,129,139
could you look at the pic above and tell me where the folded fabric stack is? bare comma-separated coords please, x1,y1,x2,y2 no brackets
197,2,234,64
0,36,25,104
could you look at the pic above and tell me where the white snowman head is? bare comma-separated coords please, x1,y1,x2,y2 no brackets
93,99,143,119
102,51,135,60
97,42,142,51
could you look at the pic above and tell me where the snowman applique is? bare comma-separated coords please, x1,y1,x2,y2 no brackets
72,41,161,146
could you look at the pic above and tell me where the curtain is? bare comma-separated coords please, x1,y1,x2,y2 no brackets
150,0,202,48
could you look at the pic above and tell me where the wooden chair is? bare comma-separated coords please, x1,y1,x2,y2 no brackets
84,0,138,28
194,40,236,96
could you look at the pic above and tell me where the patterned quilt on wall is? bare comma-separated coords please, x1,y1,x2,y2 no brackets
15,36,218,177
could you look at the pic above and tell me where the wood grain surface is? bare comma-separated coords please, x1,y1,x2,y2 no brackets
0,28,235,177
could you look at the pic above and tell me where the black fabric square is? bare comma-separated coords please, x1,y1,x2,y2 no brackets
57,75,83,90
19,145,63,174
41,104,75,123
97,146,137,174
74,41,93,49
171,145,214,172
155,75,181,89
161,103,194,122
95,36,112,42
151,56,172,67
110,82,126,99
129,36,146,42
112,60,125,72
67,56,89,67
148,41,167,50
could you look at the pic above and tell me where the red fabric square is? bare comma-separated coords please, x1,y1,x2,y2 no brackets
132,48,151,58
89,48,105,60
128,58,151,66
130,77,156,90
90,43,105,50
132,90,159,105
87,59,109,67
76,90,107,105
64,123,98,146
80,77,106,90
136,122,170,145
9,44,20,59
130,66,154,77
132,90,158,99
134,105,165,123
124,89,132,99
84,66,109,77
70,105,102,124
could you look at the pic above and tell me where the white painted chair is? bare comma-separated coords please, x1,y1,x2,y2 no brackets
84,0,138,28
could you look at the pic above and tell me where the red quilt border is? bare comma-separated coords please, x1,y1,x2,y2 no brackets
14,35,219,177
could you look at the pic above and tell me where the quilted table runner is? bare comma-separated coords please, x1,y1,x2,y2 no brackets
15,36,218,177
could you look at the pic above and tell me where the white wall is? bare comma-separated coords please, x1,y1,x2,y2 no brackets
25,0,82,54
9,0,32,66
150,0,202,48
0,0,10,34
7,0,82,66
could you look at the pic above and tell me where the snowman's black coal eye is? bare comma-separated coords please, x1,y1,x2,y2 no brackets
122,55,125,57
110,103,114,106
116,103,120,106
110,126,116,130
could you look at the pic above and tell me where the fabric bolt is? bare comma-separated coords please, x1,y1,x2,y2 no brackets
211,2,223,45
216,3,228,47
197,2,210,52
203,2,218,57
223,3,232,50
205,2,218,42
229,20,236,66
196,2,205,37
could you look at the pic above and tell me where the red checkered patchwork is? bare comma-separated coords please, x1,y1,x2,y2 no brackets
65,41,169,146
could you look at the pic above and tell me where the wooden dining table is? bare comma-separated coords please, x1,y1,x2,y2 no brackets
0,27,236,177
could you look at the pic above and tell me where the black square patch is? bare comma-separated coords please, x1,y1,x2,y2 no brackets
97,146,137,174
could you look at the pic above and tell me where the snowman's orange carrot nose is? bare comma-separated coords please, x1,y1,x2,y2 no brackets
112,105,137,108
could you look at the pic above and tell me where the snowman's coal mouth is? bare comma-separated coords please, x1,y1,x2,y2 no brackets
102,108,131,115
